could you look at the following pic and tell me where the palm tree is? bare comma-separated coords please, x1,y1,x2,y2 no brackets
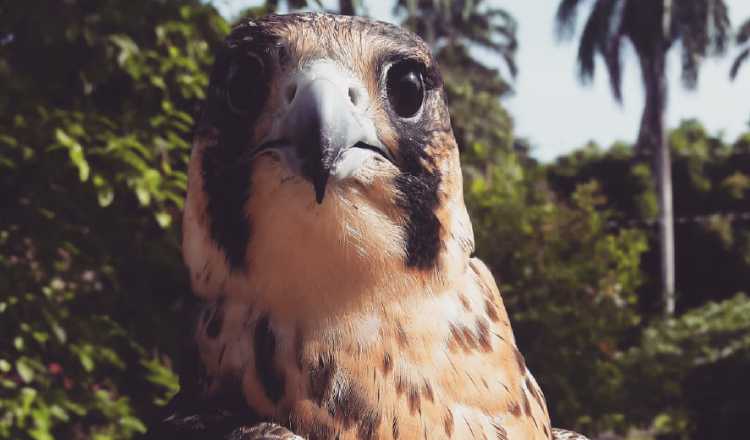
395,0,518,173
730,17,750,79
396,0,518,76
555,0,731,316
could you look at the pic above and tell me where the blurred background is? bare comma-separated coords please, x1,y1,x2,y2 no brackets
1,0,749,439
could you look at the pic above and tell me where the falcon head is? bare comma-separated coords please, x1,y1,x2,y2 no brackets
183,13,474,316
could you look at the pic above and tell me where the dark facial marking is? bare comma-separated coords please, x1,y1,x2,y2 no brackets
392,416,400,439
254,314,285,403
393,158,442,269
197,24,279,269
199,90,253,270
387,69,450,269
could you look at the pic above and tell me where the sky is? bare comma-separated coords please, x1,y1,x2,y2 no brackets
212,0,750,162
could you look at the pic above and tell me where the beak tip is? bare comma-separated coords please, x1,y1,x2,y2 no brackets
313,173,329,204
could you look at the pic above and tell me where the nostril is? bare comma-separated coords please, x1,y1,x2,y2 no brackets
348,87,360,107
286,83,297,104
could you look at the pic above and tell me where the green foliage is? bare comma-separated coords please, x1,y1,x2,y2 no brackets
466,157,648,434
1,2,748,440
438,44,514,171
0,1,225,438
547,121,750,437
548,120,750,313
620,294,750,438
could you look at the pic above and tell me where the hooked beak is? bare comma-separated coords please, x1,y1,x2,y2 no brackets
268,63,394,204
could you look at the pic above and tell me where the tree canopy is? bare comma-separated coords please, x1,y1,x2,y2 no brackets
1,1,749,439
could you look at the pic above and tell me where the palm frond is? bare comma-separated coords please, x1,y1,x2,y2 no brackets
681,45,700,89
577,0,619,85
709,0,730,54
672,0,731,88
499,47,518,77
603,34,623,100
603,0,626,100
396,0,519,79
730,47,750,79
737,18,750,45
555,0,589,40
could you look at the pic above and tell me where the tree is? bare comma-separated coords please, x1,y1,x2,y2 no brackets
393,0,517,178
0,1,227,438
555,0,731,316
396,0,517,75
730,17,750,79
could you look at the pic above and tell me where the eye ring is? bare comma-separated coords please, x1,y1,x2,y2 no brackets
386,60,426,119
226,52,267,115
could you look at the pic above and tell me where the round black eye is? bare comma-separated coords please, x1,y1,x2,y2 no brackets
386,61,425,118
226,53,267,115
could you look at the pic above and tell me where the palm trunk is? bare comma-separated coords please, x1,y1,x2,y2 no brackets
655,71,675,317
638,14,675,317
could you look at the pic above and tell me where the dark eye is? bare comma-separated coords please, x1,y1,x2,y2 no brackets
226,53,267,115
386,61,425,118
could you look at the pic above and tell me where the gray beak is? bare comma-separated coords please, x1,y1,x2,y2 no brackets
286,79,362,203
277,62,392,203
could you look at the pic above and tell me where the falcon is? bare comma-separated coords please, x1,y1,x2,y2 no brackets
150,12,588,440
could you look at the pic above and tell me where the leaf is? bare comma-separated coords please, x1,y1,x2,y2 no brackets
16,359,34,383
135,184,151,206
20,387,37,415
155,211,172,228
50,323,67,344
55,129,89,182
109,34,140,67
77,350,94,372
120,416,147,433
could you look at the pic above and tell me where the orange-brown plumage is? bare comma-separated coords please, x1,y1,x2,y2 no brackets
155,12,587,440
